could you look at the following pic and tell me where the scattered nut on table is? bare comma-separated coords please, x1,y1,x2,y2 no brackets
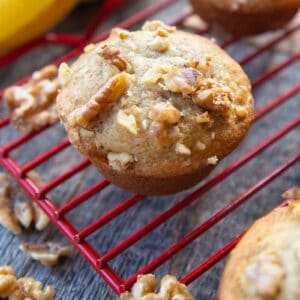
20,242,73,266
0,173,21,235
0,171,49,234
0,265,55,300
3,64,60,133
120,274,193,300
282,186,300,201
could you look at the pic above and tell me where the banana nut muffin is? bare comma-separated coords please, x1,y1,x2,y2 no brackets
190,0,300,36
56,21,254,195
219,187,300,300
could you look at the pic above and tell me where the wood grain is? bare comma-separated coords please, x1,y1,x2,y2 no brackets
0,1,299,299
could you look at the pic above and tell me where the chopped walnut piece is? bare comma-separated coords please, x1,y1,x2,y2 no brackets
98,45,132,72
149,122,171,149
69,72,132,127
4,65,60,133
149,102,180,125
116,110,138,135
27,171,49,231
142,21,176,33
193,89,231,114
112,28,131,40
148,36,170,53
240,252,285,299
183,14,207,31
32,65,57,81
0,173,21,235
83,43,96,53
175,143,191,156
107,152,134,171
195,112,211,123
234,105,247,119
282,187,300,201
0,266,55,300
207,156,218,165
20,242,73,266
14,198,33,229
282,187,300,219
163,68,201,95
0,266,17,298
156,29,169,37
141,65,165,85
195,141,206,150
58,62,73,87
14,277,55,300
120,274,193,300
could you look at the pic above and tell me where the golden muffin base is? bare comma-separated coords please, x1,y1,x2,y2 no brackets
91,156,215,195
219,195,300,299
190,0,299,36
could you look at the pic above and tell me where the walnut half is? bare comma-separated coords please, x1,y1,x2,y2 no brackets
0,173,21,235
69,72,132,128
4,65,60,133
120,274,193,300
20,242,73,266
0,266,54,300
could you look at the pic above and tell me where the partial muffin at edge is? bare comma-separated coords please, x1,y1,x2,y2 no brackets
56,20,254,195
219,188,300,300
190,0,300,36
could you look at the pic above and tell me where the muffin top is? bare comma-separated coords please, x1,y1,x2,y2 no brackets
220,187,300,300
56,21,253,177
206,0,300,13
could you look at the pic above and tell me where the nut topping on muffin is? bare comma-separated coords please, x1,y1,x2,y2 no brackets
68,72,133,127
56,20,253,194
240,252,285,298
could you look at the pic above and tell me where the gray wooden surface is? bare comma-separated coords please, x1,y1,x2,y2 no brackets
0,1,299,299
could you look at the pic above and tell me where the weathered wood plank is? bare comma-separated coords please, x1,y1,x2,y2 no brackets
0,1,299,299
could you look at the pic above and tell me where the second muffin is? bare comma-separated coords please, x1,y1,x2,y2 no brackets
56,21,254,195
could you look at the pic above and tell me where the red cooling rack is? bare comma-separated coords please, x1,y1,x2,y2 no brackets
0,0,299,296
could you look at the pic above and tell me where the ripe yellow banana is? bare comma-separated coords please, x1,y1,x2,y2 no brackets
0,0,78,55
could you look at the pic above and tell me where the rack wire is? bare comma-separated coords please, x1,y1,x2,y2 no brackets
0,0,299,297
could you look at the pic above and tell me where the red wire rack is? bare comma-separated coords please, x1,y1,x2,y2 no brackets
0,0,299,297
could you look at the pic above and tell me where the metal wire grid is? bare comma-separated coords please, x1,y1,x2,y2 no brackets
0,0,299,296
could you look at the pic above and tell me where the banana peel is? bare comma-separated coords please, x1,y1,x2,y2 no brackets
0,0,78,56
